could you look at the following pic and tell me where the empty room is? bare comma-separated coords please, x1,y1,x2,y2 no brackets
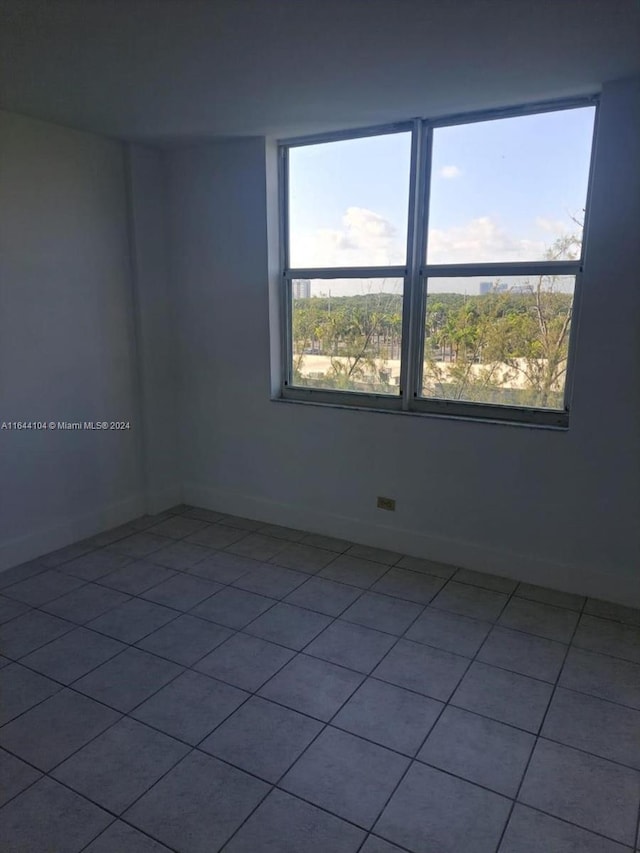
1,1,639,851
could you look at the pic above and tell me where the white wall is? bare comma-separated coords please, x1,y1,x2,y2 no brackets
0,111,144,567
126,144,181,512
170,77,640,606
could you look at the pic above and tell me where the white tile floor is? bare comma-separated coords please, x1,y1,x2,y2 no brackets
0,504,639,852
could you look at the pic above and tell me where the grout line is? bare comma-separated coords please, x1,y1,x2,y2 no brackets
2,513,640,851
2,724,632,853
5,549,640,729
217,636,370,845
495,802,640,852
74,818,121,853
0,765,46,815
5,581,640,720
9,598,640,781
357,832,415,853
492,591,589,852
205,552,417,848
76,814,182,853
286,573,456,836
355,573,521,849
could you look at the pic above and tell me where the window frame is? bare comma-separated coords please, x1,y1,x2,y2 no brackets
278,96,599,428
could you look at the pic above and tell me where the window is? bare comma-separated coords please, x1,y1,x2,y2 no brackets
279,100,597,426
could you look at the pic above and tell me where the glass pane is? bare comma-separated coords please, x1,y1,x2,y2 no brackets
422,274,576,410
288,132,411,268
426,107,595,264
291,278,403,395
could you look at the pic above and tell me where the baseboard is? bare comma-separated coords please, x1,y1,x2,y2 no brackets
0,485,165,572
184,481,639,608
0,482,185,574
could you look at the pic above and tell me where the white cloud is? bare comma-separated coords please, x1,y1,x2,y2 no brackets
292,207,405,267
535,216,570,234
439,165,462,179
427,216,545,264
294,209,554,270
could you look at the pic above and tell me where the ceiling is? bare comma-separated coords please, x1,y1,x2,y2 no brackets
1,0,639,143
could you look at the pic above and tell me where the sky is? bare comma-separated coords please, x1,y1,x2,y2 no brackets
288,106,595,295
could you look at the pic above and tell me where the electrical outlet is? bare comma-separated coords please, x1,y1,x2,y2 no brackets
377,496,396,511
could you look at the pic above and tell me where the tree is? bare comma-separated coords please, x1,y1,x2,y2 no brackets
481,230,581,407
291,297,325,382
324,287,401,389
422,222,583,408
291,284,402,392
292,222,583,404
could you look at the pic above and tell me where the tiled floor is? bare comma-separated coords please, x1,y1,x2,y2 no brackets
1,504,639,852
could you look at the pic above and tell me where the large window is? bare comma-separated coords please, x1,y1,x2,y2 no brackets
279,100,596,426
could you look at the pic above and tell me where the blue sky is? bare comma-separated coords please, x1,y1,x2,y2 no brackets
288,106,595,294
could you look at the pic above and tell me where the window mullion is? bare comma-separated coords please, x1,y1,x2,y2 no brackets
282,275,293,387
399,121,419,406
401,121,432,409
279,147,292,388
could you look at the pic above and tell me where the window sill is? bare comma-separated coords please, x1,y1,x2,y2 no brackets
274,388,569,430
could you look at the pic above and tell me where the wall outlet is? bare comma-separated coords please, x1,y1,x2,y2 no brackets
377,496,396,511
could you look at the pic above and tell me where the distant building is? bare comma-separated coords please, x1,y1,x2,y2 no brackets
479,280,531,295
293,279,311,299
479,280,509,295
